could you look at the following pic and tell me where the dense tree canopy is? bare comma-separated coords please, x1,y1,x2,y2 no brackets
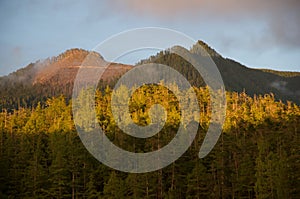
0,86,299,198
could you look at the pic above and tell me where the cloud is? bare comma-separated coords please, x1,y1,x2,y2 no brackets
106,0,300,49
270,80,289,94
270,80,300,96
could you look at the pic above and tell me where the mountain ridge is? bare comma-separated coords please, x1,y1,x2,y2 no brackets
0,41,299,110
138,40,300,104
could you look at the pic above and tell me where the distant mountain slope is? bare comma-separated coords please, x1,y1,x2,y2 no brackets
259,69,300,77
4,48,131,86
0,42,299,110
139,41,300,104
0,48,132,109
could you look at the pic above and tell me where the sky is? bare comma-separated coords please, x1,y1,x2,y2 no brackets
0,0,299,76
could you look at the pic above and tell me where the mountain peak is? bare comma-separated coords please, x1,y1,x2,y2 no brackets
32,48,107,84
2,48,131,87
190,40,221,57
37,48,104,68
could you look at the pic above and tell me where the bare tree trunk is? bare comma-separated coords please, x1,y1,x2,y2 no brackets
72,172,75,199
146,175,149,198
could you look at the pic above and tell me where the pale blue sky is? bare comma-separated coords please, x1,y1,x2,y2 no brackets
0,0,299,75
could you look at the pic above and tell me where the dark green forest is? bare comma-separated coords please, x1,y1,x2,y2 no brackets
0,85,299,198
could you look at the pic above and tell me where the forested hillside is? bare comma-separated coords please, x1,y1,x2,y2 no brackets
1,41,300,111
0,86,299,198
139,41,300,104
0,42,299,198
0,49,132,110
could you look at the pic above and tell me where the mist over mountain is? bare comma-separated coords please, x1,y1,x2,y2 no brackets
0,48,132,109
0,41,299,110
